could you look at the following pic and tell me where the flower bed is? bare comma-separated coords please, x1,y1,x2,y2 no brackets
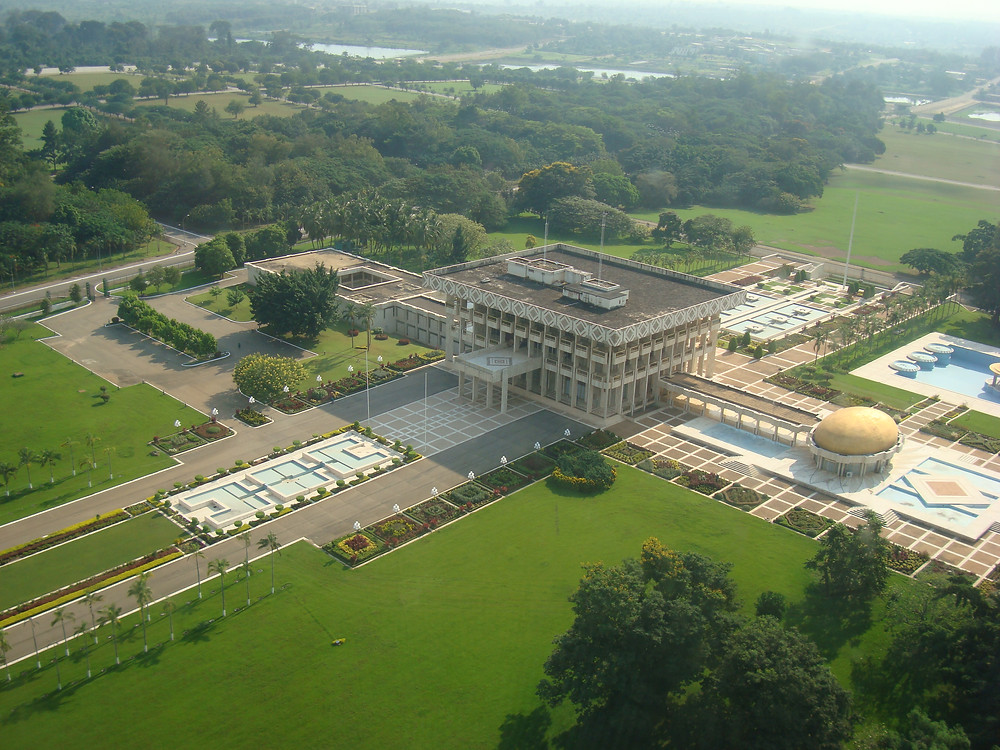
387,355,425,372
886,543,928,575
419,350,445,364
152,430,208,455
304,387,332,405
334,376,367,394
675,469,729,496
602,441,654,465
920,419,965,442
0,510,130,566
192,421,233,441
444,482,497,511
404,498,464,528
577,429,622,451
915,559,977,582
775,507,833,537
718,485,768,510
551,466,616,493
0,547,182,627
477,467,530,494
508,453,555,480
958,432,1000,454
124,501,152,517
323,532,386,566
636,457,685,480
270,395,310,414
541,440,585,460
235,408,271,427
368,514,426,546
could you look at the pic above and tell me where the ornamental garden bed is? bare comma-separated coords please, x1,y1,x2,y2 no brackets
775,507,833,537
508,453,555,481
235,408,271,427
886,543,928,575
270,395,310,414
303,387,333,405
0,510,130,566
577,429,622,451
636,457,685,480
920,419,965,441
444,482,498,512
675,468,729,496
334,375,367,394
602,441,654,465
324,532,386,567
718,484,768,510
152,430,208,455
958,432,1000,454
387,355,425,372
915,558,977,583
367,514,427,546
192,421,233,441
124,501,153,516
477,467,531,495
405,498,464,528
541,440,585,461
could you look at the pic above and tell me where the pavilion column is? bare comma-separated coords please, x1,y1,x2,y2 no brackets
501,377,509,414
458,371,466,401
486,380,494,410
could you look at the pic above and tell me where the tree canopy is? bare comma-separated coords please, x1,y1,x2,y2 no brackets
248,262,339,338
805,511,890,601
232,353,305,403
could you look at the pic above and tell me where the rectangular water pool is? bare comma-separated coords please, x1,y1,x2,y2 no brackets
888,346,1000,404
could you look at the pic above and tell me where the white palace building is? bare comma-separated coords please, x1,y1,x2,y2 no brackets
423,244,744,426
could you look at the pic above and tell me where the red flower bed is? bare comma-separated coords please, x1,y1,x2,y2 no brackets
1,547,180,621
387,356,424,372
270,396,310,414
192,421,233,440
0,510,130,566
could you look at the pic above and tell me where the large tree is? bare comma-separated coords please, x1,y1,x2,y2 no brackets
515,161,594,216
806,511,889,601
538,539,738,736
233,353,306,403
700,617,853,750
249,263,339,337
194,237,236,277
900,247,962,277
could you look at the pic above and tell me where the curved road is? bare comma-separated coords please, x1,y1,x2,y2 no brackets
843,163,1000,192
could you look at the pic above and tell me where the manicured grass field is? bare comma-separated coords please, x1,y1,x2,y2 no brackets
923,119,1000,143
109,268,217,297
631,170,996,272
876,127,1000,186
952,409,1000,439
135,93,304,118
0,513,182,611
12,107,69,148
37,71,142,91
0,326,203,525
186,285,254,322
0,465,912,747
314,84,422,104
415,81,502,96
824,373,924,410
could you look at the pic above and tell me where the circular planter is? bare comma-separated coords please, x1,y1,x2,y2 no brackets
890,360,919,378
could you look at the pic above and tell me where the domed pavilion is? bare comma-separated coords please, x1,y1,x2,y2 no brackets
809,406,903,478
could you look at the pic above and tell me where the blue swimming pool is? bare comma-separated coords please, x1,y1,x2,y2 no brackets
875,456,1000,528
889,345,1000,404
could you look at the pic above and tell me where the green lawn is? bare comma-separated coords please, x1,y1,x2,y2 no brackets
136,93,304,118
0,513,182,611
876,127,1000,187
630,170,997,272
109,268,218,297
415,81,503,96
37,71,142,91
286,320,433,388
186,285,254,322
919,119,1000,143
823,373,924,410
951,409,1000,439
0,465,912,747
0,326,204,524
314,84,422,104
13,107,69,148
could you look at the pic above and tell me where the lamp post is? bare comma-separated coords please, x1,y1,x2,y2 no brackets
364,348,371,423
431,486,438,497
468,471,475,481
393,503,400,514
500,456,507,466
534,441,541,451
211,407,218,423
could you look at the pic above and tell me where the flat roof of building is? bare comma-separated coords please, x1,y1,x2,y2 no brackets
424,244,743,342
249,249,433,307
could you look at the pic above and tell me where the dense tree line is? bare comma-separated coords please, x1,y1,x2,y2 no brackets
248,262,339,338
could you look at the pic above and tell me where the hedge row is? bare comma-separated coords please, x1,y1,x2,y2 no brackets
0,509,129,567
117,293,216,358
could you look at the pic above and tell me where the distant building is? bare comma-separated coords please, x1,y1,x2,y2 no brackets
423,244,744,425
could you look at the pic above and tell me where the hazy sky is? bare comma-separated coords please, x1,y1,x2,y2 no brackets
690,0,1000,23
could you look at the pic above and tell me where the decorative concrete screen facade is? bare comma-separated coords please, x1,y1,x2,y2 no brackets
424,244,744,425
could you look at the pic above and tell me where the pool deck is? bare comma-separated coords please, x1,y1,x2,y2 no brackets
853,332,1000,419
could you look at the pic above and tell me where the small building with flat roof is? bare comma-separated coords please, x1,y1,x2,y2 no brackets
423,244,744,425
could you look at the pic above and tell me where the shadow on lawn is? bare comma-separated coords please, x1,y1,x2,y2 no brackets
498,705,552,750
784,583,873,660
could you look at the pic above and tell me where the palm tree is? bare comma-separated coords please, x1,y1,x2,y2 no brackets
257,532,281,595
39,448,61,484
128,572,153,653
812,325,830,363
51,607,74,657
162,597,176,641
99,604,123,665
0,461,17,497
73,621,92,678
193,548,206,599
104,446,116,480
342,301,360,332
0,629,11,682
18,447,38,489
85,433,100,469
28,617,41,668
61,437,78,476
209,558,230,617
360,302,377,349
83,591,103,644
242,561,253,606
239,531,252,574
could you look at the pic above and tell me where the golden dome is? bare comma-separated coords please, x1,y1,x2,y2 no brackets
812,407,899,456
